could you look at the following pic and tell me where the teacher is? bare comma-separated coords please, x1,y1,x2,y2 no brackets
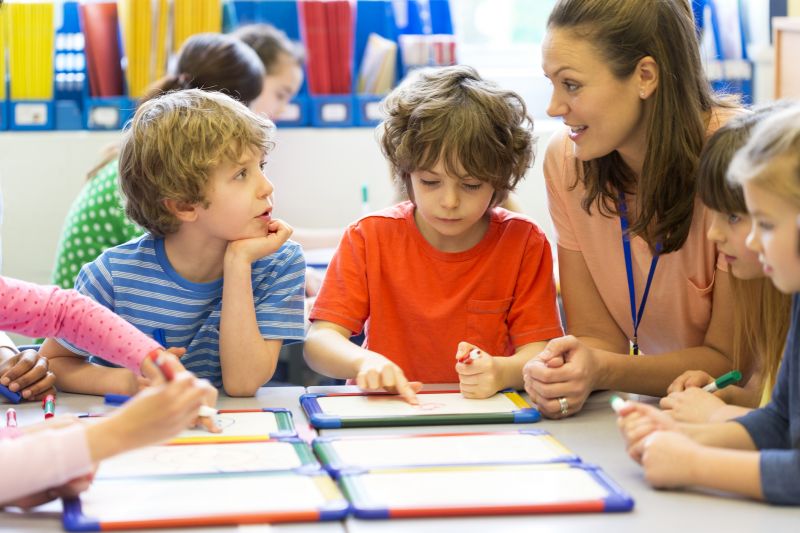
524,0,742,417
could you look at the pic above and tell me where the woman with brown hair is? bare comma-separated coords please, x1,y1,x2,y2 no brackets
523,0,743,417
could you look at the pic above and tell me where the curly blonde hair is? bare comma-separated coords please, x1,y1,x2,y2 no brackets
379,65,534,206
119,89,275,236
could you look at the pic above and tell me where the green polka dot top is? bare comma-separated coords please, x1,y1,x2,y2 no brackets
52,160,143,289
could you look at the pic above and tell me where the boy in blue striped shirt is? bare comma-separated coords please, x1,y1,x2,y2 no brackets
40,89,306,396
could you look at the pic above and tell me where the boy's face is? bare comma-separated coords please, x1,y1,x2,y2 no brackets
409,158,495,253
743,158,800,293
195,146,274,243
706,209,763,280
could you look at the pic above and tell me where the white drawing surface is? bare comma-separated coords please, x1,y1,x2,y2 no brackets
328,432,568,467
316,392,525,418
355,466,609,508
171,411,281,442
96,441,304,478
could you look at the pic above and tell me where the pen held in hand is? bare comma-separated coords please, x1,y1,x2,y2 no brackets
105,394,218,418
701,370,742,393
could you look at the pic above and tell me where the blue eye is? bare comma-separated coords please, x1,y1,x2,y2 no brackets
563,81,580,92
727,214,741,224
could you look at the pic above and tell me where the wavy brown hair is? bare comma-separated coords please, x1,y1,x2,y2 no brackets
119,89,274,236
379,65,534,206
698,110,791,399
548,0,736,253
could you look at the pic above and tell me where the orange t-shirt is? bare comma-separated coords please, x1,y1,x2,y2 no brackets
544,108,740,355
310,202,564,383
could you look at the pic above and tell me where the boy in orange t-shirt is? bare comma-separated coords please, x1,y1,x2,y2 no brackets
305,66,563,403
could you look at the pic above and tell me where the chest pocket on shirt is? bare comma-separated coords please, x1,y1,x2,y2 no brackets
466,297,514,356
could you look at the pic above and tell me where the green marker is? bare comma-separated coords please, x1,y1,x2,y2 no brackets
609,394,627,413
702,370,742,393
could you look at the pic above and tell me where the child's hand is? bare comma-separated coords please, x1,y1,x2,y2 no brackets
356,353,422,405
454,342,500,399
659,387,726,423
616,401,677,464
226,218,294,265
94,370,215,455
640,431,701,489
140,350,220,433
0,349,57,401
667,370,715,394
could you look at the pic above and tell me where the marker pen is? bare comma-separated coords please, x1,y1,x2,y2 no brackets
457,348,482,365
147,350,216,418
42,394,56,419
361,183,370,216
0,383,22,404
609,395,628,414
104,392,218,418
6,408,17,428
702,370,742,393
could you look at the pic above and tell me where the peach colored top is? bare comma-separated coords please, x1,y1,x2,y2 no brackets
544,108,740,355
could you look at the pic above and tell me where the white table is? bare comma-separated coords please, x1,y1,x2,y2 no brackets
307,385,800,533
5,385,799,532
0,387,343,533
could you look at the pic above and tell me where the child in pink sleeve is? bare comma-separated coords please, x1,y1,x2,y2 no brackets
0,275,218,508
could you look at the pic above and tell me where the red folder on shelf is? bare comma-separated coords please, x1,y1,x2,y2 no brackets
79,1,124,97
299,0,353,96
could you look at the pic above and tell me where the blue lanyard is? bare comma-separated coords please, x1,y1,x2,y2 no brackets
619,192,661,356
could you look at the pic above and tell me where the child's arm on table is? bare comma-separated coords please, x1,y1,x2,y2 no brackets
637,430,763,499
304,320,421,404
617,400,757,462
219,218,293,397
39,338,148,396
455,340,549,399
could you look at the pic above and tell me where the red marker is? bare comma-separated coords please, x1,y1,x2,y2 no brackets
147,350,217,419
457,348,482,365
5,408,17,428
42,394,56,419
147,349,175,381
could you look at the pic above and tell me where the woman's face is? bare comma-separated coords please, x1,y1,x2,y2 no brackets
542,28,651,169
249,54,304,120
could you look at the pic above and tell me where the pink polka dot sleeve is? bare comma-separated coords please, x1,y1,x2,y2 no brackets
0,276,160,373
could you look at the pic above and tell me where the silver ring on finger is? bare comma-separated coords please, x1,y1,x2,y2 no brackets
558,396,569,416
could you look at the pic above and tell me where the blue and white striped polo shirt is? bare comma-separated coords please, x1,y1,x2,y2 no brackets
58,233,305,388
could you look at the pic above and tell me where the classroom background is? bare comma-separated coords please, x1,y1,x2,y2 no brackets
0,0,797,352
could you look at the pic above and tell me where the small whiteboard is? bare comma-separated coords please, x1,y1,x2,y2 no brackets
301,390,539,428
169,408,295,444
314,430,578,474
340,463,634,518
62,471,348,530
97,439,316,479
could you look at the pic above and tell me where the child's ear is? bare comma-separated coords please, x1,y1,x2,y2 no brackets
163,198,199,222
